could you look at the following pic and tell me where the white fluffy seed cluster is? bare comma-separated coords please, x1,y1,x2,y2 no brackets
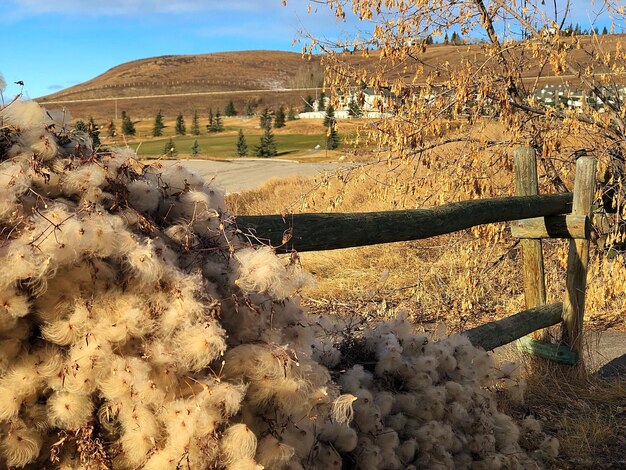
0,101,557,469
323,314,560,469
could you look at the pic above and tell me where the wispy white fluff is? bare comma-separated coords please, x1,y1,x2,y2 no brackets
128,180,161,213
161,164,205,192
256,435,295,469
61,163,106,197
332,393,357,424
220,424,258,464
0,101,53,131
234,247,313,299
47,391,93,429
172,321,226,371
1,420,43,467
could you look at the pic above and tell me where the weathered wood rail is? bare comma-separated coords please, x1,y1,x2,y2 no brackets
235,148,596,364
237,193,573,252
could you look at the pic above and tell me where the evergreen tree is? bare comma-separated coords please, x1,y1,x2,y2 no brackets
602,26,609,35
191,110,200,136
274,106,286,128
214,111,224,132
326,123,340,150
303,95,315,112
444,33,449,44
163,138,177,158
287,106,297,121
451,31,460,44
175,113,186,135
224,100,237,117
207,108,215,132
259,108,272,130
74,120,88,132
106,120,116,137
255,126,277,157
236,129,248,157
348,96,362,117
323,105,340,150
323,104,336,127
152,110,165,137
191,139,200,157
88,117,101,148
121,111,136,136
318,91,326,112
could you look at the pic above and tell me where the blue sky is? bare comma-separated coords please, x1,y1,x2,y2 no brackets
0,0,619,99
0,0,350,99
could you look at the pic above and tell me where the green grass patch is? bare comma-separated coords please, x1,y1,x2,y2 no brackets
130,133,330,159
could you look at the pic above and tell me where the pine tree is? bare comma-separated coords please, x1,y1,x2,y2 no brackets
444,33,449,44
224,100,237,117
287,106,297,121
191,110,200,136
318,92,326,112
191,139,200,157
326,123,340,150
207,108,215,132
323,104,336,127
602,26,609,35
236,129,248,157
214,111,224,132
163,138,177,158
303,95,315,112
274,106,286,128
175,113,186,135
348,96,362,117
121,111,136,136
74,120,88,132
255,126,277,157
88,117,101,148
324,105,340,150
152,110,165,137
259,108,272,130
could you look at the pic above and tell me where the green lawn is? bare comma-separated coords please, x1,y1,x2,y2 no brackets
130,133,328,159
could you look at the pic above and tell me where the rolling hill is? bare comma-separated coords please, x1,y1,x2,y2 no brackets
37,51,324,119
36,35,626,120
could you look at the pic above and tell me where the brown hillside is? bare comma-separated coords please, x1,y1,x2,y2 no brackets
37,51,323,119
37,35,626,120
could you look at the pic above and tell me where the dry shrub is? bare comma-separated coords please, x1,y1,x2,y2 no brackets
0,100,563,469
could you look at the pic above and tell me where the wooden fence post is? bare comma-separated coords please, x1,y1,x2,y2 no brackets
562,157,596,355
514,147,547,314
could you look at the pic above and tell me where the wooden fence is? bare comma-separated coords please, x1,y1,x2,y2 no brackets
235,148,597,365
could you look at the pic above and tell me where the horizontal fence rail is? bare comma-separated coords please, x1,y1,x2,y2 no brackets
236,193,573,252
464,303,563,351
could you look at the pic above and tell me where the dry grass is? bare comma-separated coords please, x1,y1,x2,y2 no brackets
227,119,626,332
516,356,626,468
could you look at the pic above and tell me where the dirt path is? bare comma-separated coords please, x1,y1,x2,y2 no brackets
163,158,344,194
